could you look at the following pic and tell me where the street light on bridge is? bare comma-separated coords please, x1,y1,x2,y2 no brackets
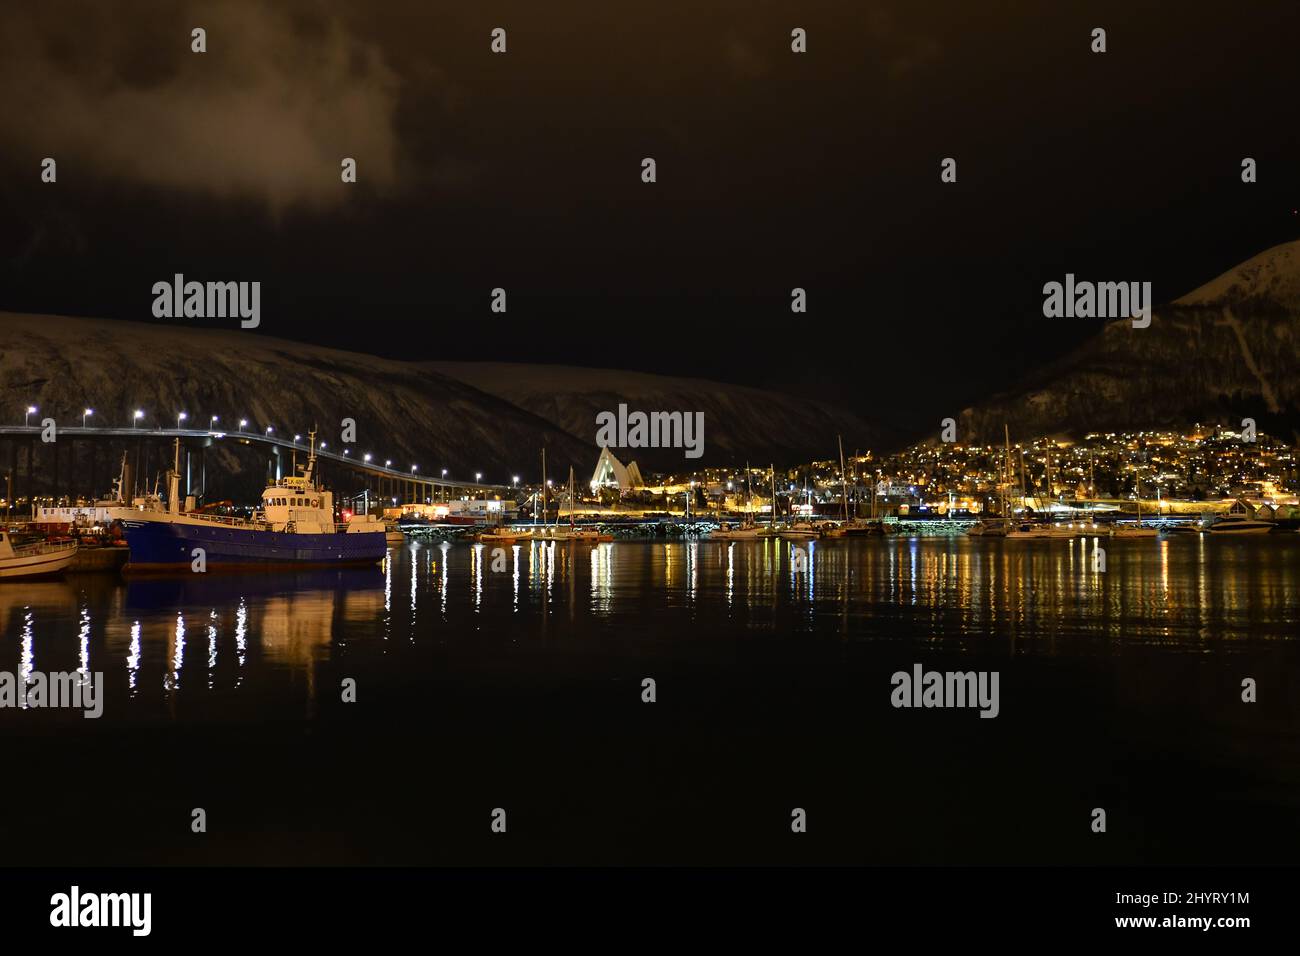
364,454,372,463
475,472,482,483
385,459,391,468
177,412,187,429
83,408,93,428
25,406,36,427
239,419,247,432
133,409,144,428
265,426,273,436
411,465,418,474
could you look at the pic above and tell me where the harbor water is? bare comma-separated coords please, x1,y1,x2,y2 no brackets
2,535,1298,865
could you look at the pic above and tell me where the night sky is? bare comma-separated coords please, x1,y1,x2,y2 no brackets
2,0,1297,433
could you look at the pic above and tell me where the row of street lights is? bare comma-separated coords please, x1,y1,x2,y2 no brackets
18,405,506,487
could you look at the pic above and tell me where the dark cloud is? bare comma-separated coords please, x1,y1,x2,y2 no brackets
0,0,401,210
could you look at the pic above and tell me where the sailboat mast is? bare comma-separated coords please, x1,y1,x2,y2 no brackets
1045,441,1054,513
1003,425,1012,519
745,461,751,525
837,435,849,522
770,464,777,528
1019,447,1027,513
541,447,547,527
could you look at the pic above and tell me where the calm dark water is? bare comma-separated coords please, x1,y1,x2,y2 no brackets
2,535,1298,865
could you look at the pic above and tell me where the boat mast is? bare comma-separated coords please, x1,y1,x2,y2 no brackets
837,435,849,522
745,461,752,526
1045,441,1054,515
568,466,576,528
770,464,777,528
1019,446,1028,513
1003,425,1012,521
541,447,547,527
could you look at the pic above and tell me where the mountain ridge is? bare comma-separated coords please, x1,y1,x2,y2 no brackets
955,240,1300,445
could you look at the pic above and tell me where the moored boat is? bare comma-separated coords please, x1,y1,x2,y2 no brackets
0,531,78,579
123,432,386,571
1205,514,1275,534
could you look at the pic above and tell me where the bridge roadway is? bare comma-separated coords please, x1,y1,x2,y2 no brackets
0,425,510,498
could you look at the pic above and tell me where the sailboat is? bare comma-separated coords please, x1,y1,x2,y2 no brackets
709,463,768,539
479,448,540,543
536,466,611,542
1109,471,1158,537
780,474,819,539
968,427,1013,536
840,445,885,536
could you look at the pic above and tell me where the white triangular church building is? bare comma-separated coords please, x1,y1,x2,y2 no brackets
590,447,644,493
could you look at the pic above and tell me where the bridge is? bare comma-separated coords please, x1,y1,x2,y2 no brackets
0,424,511,506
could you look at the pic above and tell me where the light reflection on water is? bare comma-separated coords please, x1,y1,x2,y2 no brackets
0,536,1295,719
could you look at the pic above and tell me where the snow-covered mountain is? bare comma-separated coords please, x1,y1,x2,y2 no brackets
0,313,880,498
424,362,883,471
956,240,1300,444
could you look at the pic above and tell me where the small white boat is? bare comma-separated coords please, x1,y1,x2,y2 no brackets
778,522,820,540
384,522,405,546
0,531,78,579
1205,515,1274,535
1109,524,1158,538
965,519,1007,537
709,523,773,541
1007,524,1054,539
1110,476,1158,537
477,527,533,544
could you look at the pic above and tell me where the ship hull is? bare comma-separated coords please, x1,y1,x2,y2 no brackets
0,545,78,579
123,519,387,570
